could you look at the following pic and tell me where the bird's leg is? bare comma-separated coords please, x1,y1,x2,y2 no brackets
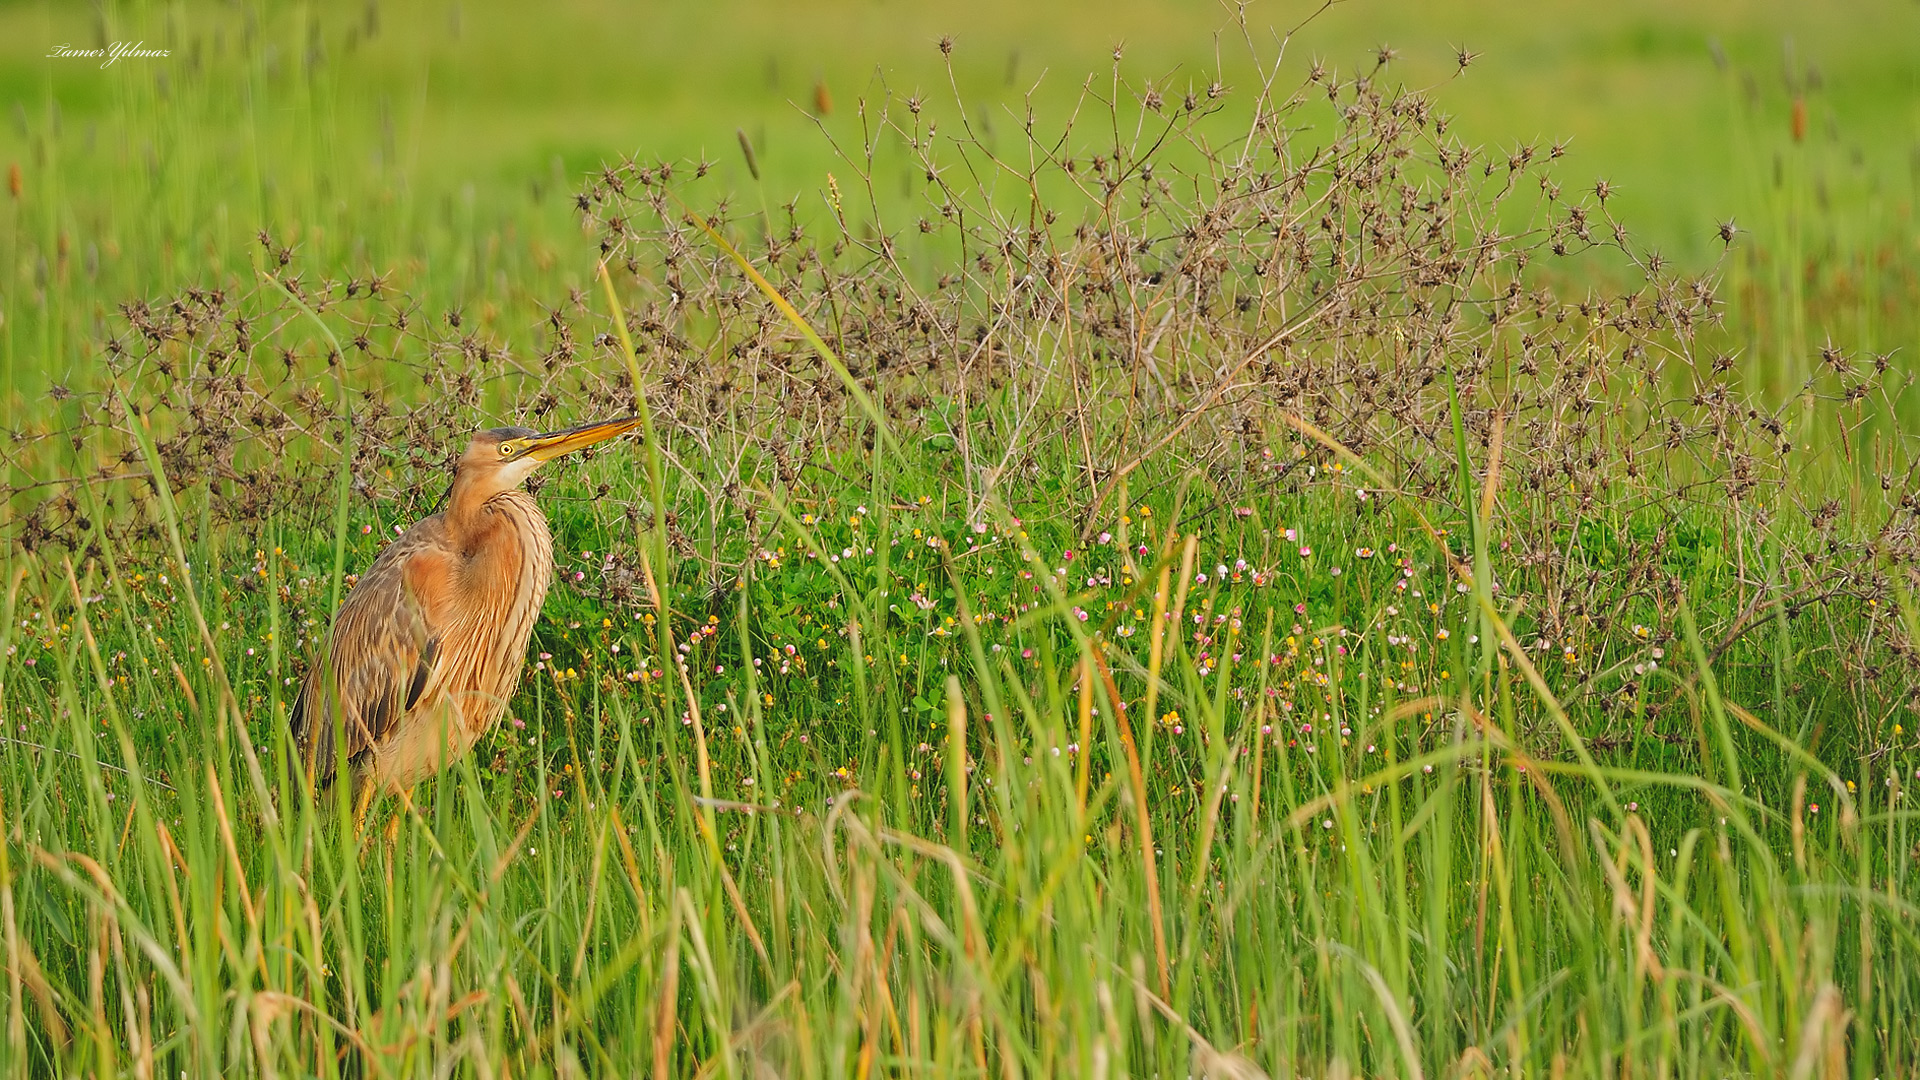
379,786,422,864
381,806,402,866
351,776,380,850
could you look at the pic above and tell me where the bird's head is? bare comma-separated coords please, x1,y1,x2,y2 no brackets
453,417,642,500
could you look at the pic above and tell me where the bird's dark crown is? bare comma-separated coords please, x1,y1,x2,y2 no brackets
475,426,538,444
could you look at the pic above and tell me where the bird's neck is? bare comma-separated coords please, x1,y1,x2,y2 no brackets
445,474,499,539
447,482,544,551
444,488,554,701
445,487,554,606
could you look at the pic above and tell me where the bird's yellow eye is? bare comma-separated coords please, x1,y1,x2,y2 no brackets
499,442,518,458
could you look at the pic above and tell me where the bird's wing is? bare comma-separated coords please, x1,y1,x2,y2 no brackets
289,520,455,791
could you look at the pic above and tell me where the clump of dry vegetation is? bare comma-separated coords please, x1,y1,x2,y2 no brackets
16,33,1915,736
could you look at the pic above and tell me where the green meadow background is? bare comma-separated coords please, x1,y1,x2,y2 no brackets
1,0,1917,403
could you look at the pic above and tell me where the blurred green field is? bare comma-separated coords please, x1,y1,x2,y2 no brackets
3,0,1917,278
3,0,1916,419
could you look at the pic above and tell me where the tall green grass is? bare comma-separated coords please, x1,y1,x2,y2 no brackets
1,2,1918,1077
4,423,1916,1074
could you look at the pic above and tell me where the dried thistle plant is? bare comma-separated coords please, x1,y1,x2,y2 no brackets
7,27,1914,729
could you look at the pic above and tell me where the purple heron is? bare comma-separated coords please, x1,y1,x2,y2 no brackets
289,417,640,819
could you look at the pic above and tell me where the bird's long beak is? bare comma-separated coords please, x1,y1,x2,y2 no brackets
523,416,643,462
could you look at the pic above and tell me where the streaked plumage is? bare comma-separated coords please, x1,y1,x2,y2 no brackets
289,417,639,818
